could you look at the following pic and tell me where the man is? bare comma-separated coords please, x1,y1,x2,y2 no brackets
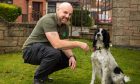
22,2,89,84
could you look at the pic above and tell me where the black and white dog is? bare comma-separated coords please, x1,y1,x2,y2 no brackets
90,28,130,84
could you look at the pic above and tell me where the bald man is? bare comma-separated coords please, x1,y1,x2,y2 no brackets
22,2,89,84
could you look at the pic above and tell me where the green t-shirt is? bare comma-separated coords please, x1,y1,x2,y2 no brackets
22,13,69,49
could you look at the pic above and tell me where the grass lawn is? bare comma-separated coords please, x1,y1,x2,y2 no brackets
0,39,140,84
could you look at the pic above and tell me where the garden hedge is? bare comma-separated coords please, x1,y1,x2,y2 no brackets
71,9,93,27
0,3,21,22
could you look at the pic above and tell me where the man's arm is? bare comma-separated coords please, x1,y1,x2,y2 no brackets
62,49,73,58
45,32,89,51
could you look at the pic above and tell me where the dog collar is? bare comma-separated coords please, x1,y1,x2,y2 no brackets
94,47,102,51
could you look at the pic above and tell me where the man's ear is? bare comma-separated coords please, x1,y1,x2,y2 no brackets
56,6,60,11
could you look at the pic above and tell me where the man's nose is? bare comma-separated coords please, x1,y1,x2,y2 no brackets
65,14,70,18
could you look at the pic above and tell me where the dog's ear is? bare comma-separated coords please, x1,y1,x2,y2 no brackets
92,29,98,49
103,29,110,49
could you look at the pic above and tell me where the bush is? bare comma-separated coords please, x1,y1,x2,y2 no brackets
71,9,93,27
0,3,21,22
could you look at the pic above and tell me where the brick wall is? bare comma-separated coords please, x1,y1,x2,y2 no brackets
112,0,140,48
0,21,35,53
13,0,46,22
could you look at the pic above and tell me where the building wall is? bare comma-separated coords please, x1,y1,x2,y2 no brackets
112,0,140,48
13,0,46,22
13,0,26,22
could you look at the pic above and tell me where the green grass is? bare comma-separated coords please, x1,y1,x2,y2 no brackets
0,39,140,84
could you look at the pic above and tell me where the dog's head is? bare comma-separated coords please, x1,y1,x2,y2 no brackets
111,67,130,84
93,28,111,50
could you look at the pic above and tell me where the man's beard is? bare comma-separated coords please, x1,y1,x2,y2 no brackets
61,17,69,24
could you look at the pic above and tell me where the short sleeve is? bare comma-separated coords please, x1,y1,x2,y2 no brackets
42,18,57,33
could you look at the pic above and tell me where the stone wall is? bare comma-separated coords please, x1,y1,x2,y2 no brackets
112,0,140,48
0,22,35,53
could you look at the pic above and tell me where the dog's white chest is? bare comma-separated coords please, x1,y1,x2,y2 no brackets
94,49,109,62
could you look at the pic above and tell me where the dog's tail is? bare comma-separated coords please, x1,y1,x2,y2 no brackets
124,76,130,82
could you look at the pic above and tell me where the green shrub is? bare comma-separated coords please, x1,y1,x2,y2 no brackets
71,9,93,27
0,3,21,22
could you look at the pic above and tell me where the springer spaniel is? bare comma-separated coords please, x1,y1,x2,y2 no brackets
90,28,130,84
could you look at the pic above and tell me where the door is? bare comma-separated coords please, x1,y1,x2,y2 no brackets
32,2,42,21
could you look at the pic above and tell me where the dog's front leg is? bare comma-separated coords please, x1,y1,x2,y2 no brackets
90,62,96,84
101,66,109,84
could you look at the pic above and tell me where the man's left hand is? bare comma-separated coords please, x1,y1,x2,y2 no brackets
69,56,76,70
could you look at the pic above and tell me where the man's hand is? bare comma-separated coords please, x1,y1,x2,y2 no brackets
79,42,89,52
69,56,76,70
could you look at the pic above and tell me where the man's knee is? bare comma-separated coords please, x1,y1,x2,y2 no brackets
44,49,62,61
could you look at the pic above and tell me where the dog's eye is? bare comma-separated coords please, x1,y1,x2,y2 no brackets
101,30,104,33
102,31,106,35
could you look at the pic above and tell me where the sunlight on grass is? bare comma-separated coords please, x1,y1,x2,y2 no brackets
0,39,140,84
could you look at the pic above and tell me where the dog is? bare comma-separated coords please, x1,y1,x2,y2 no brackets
90,28,130,84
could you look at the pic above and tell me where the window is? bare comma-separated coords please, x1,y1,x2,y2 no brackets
97,13,112,23
48,2,56,13
0,0,13,4
95,0,112,24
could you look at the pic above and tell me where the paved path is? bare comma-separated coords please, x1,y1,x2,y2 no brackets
70,27,89,36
